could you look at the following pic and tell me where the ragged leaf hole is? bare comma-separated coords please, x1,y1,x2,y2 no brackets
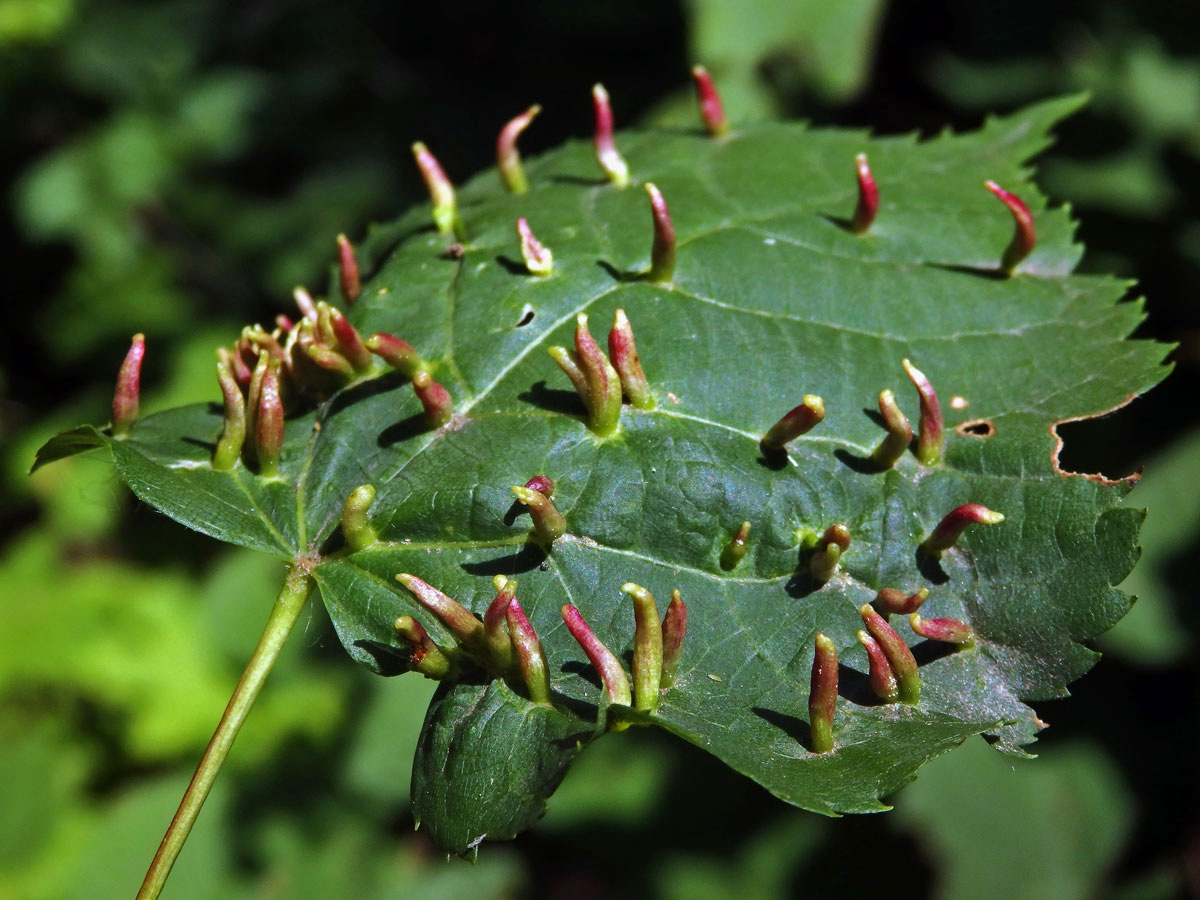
956,419,995,438
1050,396,1141,485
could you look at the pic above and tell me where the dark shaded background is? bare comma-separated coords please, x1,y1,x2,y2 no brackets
2,1,1197,897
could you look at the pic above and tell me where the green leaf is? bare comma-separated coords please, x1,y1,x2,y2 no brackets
540,729,670,830
685,0,886,102
29,424,107,472
338,674,437,813
1104,428,1200,665
60,774,245,900
0,0,75,45
655,814,825,900
0,713,92,871
410,680,593,854
0,533,343,763
38,97,1169,852
898,737,1134,900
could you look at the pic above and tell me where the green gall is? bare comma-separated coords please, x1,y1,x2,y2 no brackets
592,83,629,187
254,357,284,479
111,333,145,439
660,589,687,689
506,597,551,704
412,141,464,239
859,604,919,704
511,484,567,545
690,64,728,137
395,616,455,680
336,233,360,303
517,217,553,276
609,308,653,409
809,633,838,753
395,573,488,659
213,349,246,471
562,603,633,715
497,104,540,194
762,395,825,451
851,153,878,234
986,179,1036,275
622,583,663,715
910,613,975,645
922,503,1005,555
720,521,751,571
341,484,378,552
644,183,676,283
870,388,912,469
903,358,944,466
412,370,453,427
858,629,899,702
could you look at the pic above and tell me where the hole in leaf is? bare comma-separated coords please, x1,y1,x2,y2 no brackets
516,305,536,327
1051,410,1141,485
956,419,995,438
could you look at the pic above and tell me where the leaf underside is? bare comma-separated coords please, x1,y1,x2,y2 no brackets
38,95,1170,854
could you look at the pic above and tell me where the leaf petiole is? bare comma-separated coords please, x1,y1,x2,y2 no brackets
135,564,314,900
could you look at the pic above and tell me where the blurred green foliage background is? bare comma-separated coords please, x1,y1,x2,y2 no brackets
2,1,1197,897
